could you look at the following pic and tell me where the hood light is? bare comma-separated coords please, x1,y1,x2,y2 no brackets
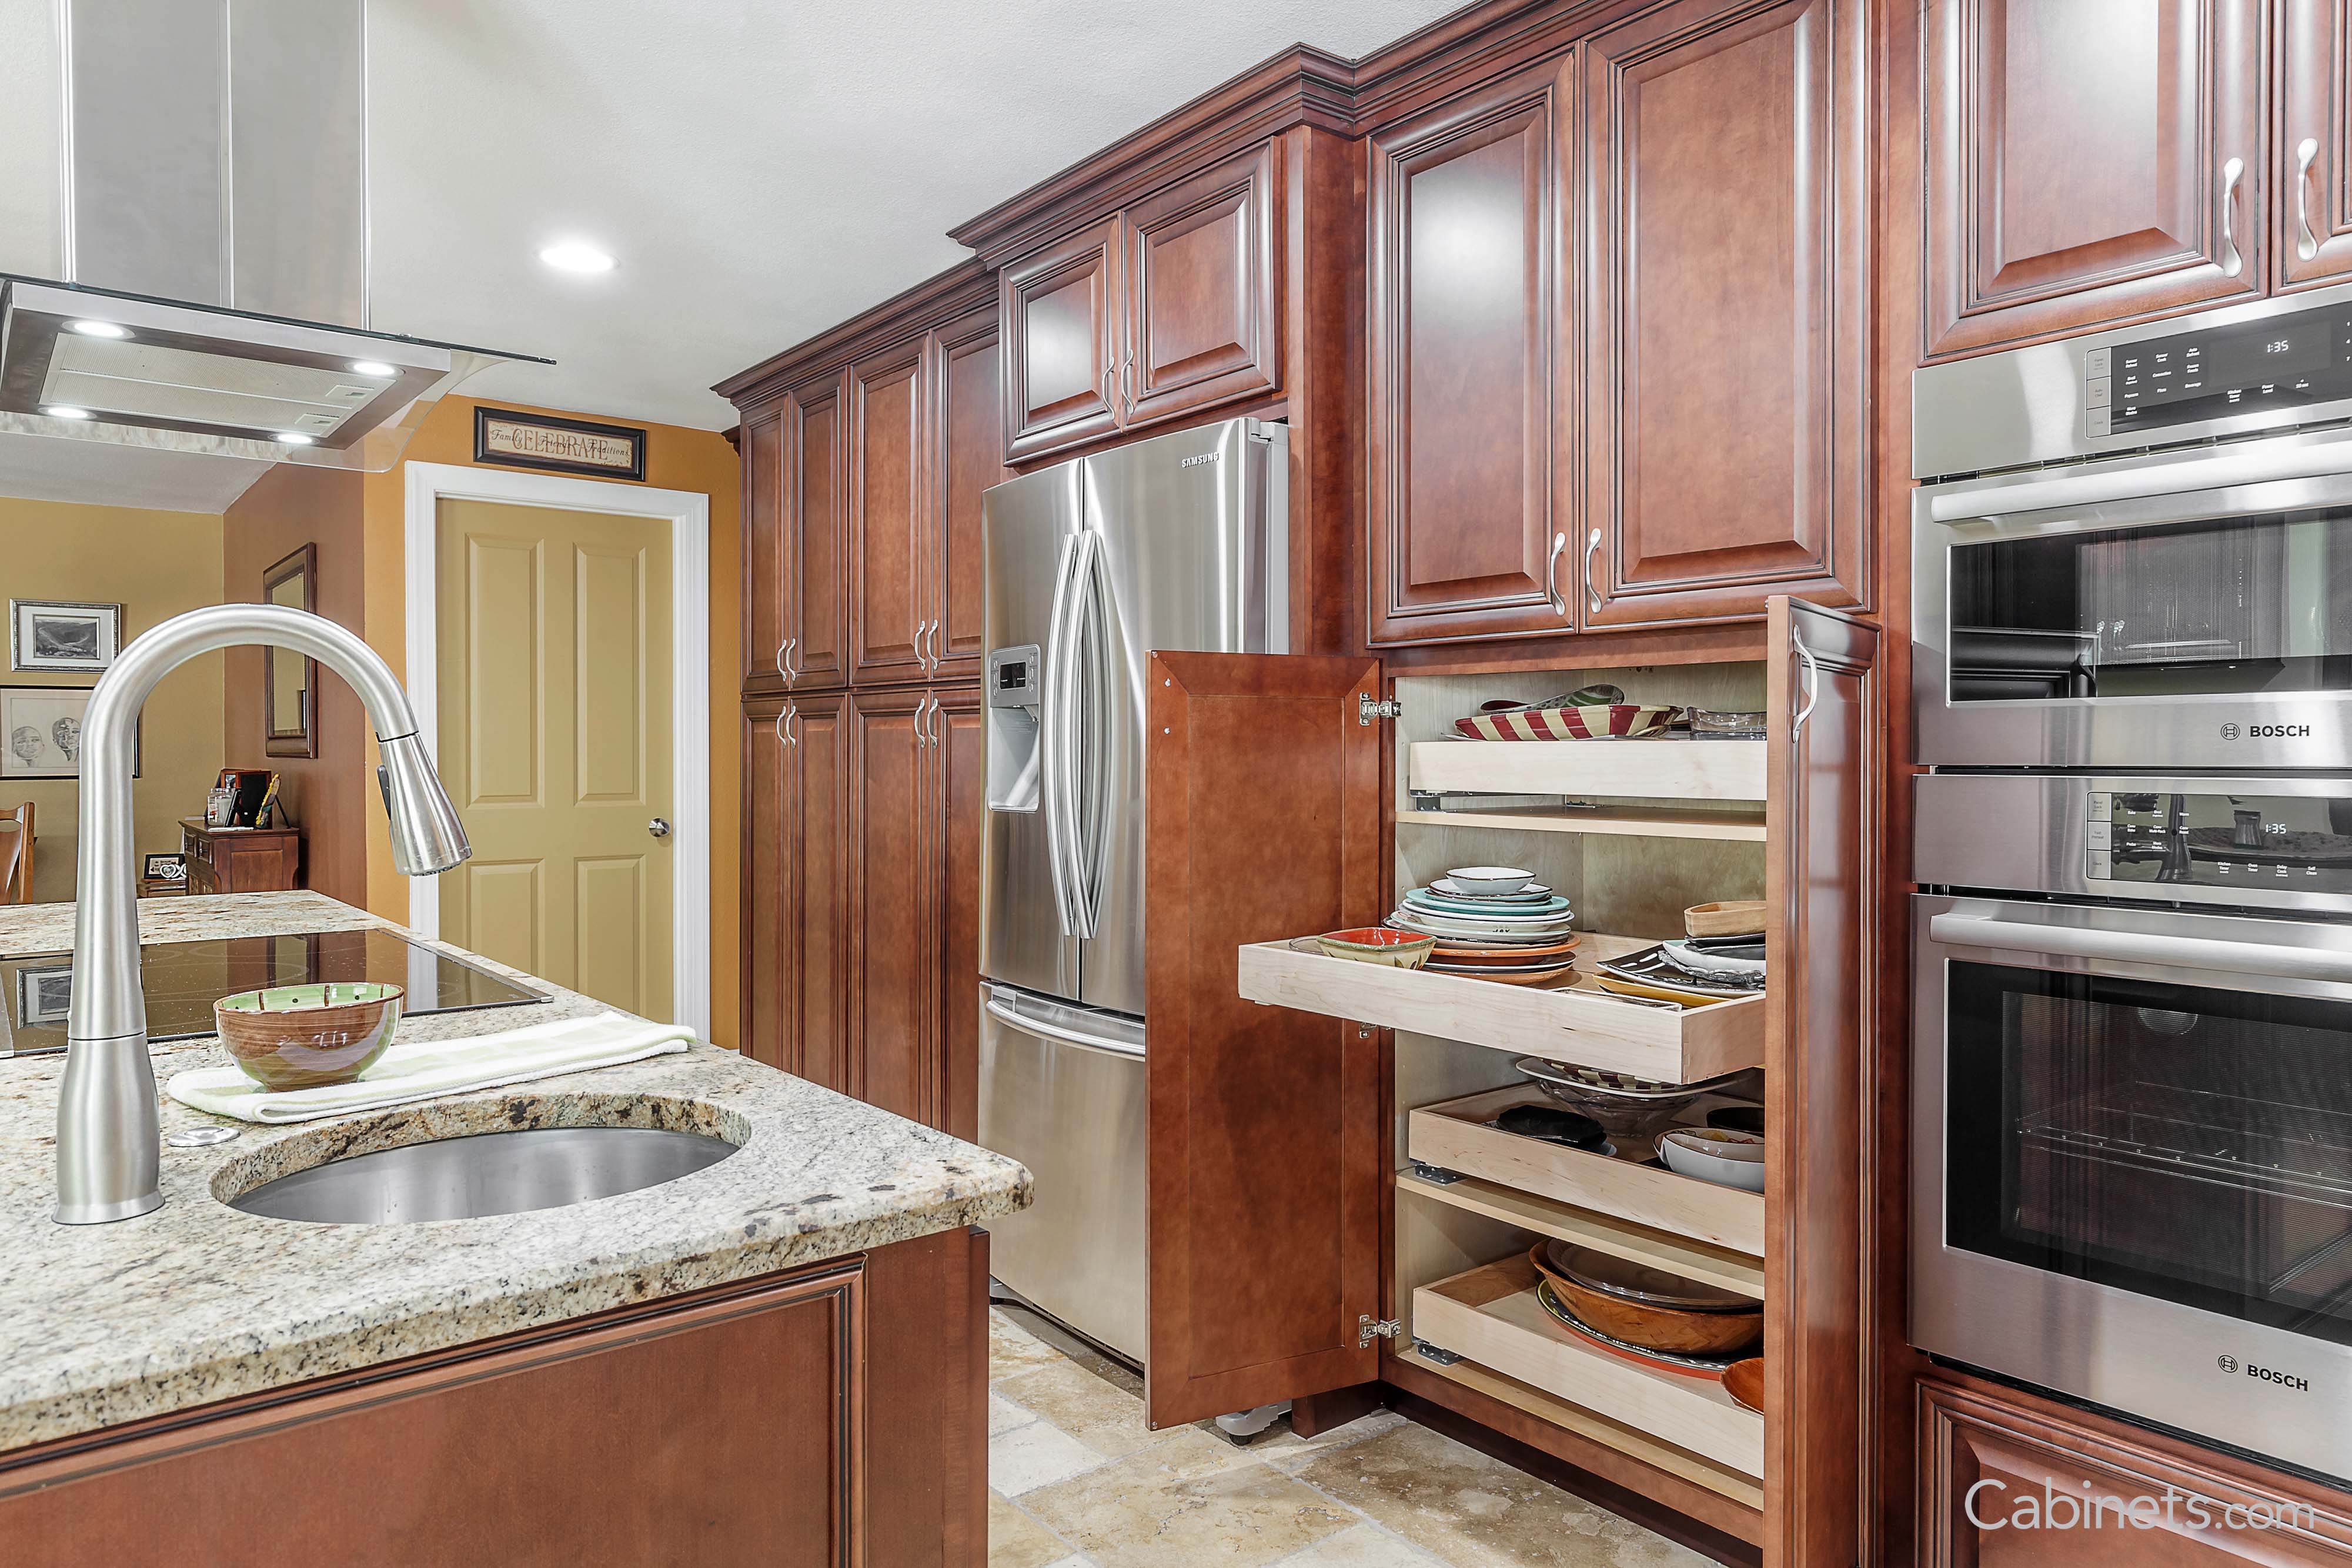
68,320,129,339
349,360,395,378
276,431,316,446
539,242,616,274
45,406,93,419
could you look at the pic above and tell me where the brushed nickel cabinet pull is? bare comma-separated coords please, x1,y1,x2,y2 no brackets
1583,528,1604,617
2297,137,2322,262
2220,156,2246,278
1545,532,1568,617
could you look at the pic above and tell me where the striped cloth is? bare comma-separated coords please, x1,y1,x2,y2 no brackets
166,1010,695,1124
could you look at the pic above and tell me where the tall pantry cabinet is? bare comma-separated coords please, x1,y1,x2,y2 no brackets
723,263,1003,1142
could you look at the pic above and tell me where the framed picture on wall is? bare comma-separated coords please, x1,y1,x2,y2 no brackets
9,600,122,674
16,962,72,1027
0,687,136,780
262,544,318,759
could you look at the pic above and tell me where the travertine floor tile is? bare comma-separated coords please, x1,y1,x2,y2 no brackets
991,1491,1074,1568
994,1357,1184,1458
1023,1445,1357,1568
992,1309,1069,1380
993,1417,1109,1496
1289,1423,1709,1567
1271,1522,1441,1565
1256,1408,1411,1469
993,1392,1040,1436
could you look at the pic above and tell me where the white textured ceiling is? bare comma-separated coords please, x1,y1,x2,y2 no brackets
369,0,1463,430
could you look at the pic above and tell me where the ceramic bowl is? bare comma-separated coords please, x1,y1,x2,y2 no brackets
1445,866,1534,897
214,982,403,1091
1312,928,1435,968
1656,1127,1766,1191
1722,1358,1765,1413
1513,1057,1715,1139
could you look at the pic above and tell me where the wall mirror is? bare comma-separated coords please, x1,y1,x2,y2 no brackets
263,544,317,759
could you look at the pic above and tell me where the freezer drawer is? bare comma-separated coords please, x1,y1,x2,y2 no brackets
976,985,1146,1361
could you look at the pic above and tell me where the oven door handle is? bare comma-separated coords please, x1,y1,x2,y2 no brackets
1929,912,2352,985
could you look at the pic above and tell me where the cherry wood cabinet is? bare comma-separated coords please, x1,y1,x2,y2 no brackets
741,402,787,687
1581,0,1867,628
1922,0,2267,358
1001,142,1284,464
850,338,932,686
935,686,985,1142
785,373,851,690
1918,1376,2352,1564
2279,0,2352,291
1366,58,1573,647
0,1228,992,1568
930,306,1003,684
741,691,848,1092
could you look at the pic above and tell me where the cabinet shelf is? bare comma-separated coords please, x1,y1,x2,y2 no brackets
1406,738,1766,803
1414,1253,1763,1479
1238,937,1765,1084
1410,1086,1765,1257
1399,1349,1765,1515
1396,1168,1763,1300
1396,804,1766,841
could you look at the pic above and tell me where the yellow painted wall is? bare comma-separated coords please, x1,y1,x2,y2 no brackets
0,499,225,903
359,396,743,1045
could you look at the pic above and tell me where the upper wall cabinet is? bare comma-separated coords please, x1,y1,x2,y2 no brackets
850,337,932,686
1366,59,1574,646
2280,0,2352,290
784,373,851,690
1582,0,1867,627
1002,142,1284,464
1923,0,2266,358
930,305,1003,682
741,403,787,687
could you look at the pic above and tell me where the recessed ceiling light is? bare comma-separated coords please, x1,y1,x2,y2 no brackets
276,431,315,446
68,320,128,339
349,360,395,378
45,406,92,420
538,242,616,274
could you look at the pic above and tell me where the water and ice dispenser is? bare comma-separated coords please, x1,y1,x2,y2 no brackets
987,644,1041,813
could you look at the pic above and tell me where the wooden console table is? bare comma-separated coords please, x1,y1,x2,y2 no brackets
179,818,302,894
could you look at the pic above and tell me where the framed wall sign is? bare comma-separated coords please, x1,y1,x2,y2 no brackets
474,407,647,482
10,600,122,674
0,686,136,780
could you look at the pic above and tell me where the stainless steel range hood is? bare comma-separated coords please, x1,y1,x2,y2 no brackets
0,0,544,480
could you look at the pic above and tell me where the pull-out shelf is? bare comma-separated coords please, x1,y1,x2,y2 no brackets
1238,938,1765,1084
1406,738,1766,802
1409,1086,1765,1258
1414,1253,1764,1480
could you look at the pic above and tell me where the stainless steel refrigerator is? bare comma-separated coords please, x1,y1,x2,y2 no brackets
977,417,1288,1360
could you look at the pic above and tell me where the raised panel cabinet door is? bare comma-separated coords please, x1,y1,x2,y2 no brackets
850,339,931,686
1764,597,1877,1568
1144,653,1387,1427
1923,0,2267,358
2280,0,2352,289
792,690,851,1093
1918,1379,2352,1564
849,688,938,1126
1001,216,1124,463
1367,57,1575,646
742,403,788,688
741,697,794,1071
786,372,851,690
1582,0,1868,629
1121,140,1282,430
934,687,985,1142
930,307,1004,684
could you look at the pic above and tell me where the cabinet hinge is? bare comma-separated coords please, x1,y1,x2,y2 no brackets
1358,1314,1402,1348
1358,693,1402,726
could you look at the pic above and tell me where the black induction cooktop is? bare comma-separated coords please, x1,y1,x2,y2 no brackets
0,928,544,1056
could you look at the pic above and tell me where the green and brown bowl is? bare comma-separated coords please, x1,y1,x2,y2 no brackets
213,983,403,1091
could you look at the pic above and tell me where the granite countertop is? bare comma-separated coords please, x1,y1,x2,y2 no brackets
0,891,1031,1453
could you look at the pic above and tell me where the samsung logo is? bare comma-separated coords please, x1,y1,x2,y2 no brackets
1179,453,1221,468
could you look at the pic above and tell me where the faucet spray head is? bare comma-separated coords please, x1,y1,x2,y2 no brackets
376,733,472,876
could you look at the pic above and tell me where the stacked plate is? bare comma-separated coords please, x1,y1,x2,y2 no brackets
1383,867,1578,984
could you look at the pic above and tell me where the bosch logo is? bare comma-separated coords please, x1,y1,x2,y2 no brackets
2219,724,2241,740
2250,1365,2311,1392
2217,1354,2239,1373
2251,724,2312,738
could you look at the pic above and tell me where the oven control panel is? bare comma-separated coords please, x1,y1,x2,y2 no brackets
2086,300,2352,437
2084,789,2352,894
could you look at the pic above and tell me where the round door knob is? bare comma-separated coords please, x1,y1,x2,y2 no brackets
648,817,671,839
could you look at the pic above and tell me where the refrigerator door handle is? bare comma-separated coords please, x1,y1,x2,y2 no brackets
984,988,1145,1059
1041,533,1086,936
1069,530,1109,940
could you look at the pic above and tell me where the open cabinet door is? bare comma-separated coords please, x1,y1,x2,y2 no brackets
1145,652,1387,1427
1763,597,1879,1567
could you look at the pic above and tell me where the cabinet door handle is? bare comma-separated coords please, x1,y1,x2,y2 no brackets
2297,136,2323,262
917,620,931,670
1583,528,1604,617
775,641,787,679
774,708,786,746
924,619,939,671
1101,363,1114,410
1544,532,1568,617
1122,351,1135,419
781,637,799,687
1792,633,1820,742
2219,155,2246,278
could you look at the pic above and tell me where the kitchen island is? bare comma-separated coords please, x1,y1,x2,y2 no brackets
0,891,1028,1567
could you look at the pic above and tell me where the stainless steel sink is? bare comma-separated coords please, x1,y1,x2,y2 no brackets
226,1126,740,1224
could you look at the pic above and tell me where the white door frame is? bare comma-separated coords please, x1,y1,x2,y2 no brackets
402,459,711,1042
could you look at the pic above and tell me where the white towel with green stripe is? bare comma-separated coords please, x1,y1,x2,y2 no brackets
165,1010,696,1125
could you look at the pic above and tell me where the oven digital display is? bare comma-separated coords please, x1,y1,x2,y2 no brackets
2088,791,2352,894
2103,303,2352,432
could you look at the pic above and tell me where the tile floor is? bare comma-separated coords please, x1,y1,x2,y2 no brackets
987,1306,1710,1568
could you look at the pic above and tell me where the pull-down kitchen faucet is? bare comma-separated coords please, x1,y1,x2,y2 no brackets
52,604,470,1224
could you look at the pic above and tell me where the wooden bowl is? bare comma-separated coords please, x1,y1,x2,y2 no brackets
1723,1358,1765,1414
1684,900,1766,938
1527,1243,1762,1357
214,982,403,1091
